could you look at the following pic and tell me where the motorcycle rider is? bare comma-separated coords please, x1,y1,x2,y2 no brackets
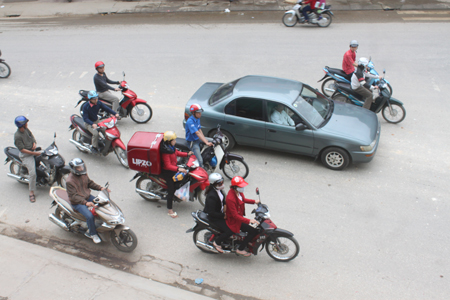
342,40,359,77
14,116,40,203
93,61,121,113
185,104,213,168
82,90,119,154
160,131,193,218
66,158,109,244
225,176,260,257
300,0,317,23
351,57,383,110
203,173,233,253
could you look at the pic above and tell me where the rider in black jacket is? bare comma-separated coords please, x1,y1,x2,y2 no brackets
203,173,233,253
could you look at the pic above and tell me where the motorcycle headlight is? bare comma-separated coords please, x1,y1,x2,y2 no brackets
103,119,116,129
108,216,125,225
360,139,377,152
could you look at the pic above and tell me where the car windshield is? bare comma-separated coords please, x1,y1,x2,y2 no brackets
292,86,332,127
209,79,238,104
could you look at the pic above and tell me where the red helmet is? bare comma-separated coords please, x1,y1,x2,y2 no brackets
95,61,105,69
231,176,248,188
190,103,204,114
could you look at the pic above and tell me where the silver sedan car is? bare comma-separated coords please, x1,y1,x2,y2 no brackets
183,75,381,170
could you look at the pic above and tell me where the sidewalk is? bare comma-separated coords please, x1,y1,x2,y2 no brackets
0,234,214,300
0,0,448,18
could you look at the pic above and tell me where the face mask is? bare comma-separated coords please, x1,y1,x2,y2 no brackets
216,185,225,190
236,187,245,193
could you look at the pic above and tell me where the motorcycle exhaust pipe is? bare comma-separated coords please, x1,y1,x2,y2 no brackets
7,173,29,184
135,188,161,200
195,241,231,254
48,213,69,231
69,139,92,153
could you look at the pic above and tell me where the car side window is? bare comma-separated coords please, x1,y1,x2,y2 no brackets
225,98,263,121
267,101,301,127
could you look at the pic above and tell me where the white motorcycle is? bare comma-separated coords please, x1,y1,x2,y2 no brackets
48,184,138,252
176,125,249,179
282,1,333,28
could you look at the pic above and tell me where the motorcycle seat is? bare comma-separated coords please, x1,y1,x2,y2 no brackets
327,67,352,81
53,188,85,219
175,138,191,152
4,147,22,163
72,115,92,137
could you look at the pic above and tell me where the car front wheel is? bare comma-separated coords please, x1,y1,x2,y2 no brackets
320,147,350,170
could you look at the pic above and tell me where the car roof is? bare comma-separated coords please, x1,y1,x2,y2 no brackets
233,75,303,104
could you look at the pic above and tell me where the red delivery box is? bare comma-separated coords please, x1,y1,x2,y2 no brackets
127,132,164,174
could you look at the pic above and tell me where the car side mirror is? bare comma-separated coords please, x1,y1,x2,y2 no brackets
295,123,308,131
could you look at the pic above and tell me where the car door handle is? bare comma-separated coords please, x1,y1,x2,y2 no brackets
227,121,235,125
268,129,276,133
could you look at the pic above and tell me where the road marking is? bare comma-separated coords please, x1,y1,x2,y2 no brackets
79,71,88,78
69,71,74,77
432,78,440,92
0,208,8,218
397,10,450,14
31,71,35,76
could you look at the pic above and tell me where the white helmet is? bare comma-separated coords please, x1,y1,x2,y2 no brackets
358,57,369,67
350,40,359,47
208,173,223,186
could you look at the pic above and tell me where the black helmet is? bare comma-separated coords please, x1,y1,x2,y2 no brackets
69,158,86,176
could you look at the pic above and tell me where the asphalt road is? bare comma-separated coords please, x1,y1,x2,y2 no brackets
0,11,449,300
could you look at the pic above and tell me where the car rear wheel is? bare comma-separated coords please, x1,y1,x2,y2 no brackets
321,147,350,171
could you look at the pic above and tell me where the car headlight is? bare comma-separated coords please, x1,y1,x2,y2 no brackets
360,139,377,152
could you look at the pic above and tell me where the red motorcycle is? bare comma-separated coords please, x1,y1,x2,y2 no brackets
186,188,300,262
76,72,153,124
128,132,209,206
68,114,128,168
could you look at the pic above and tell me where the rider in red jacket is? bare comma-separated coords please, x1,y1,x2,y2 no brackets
225,176,260,257
160,131,192,218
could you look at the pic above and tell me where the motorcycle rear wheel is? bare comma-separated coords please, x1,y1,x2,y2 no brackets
0,62,11,78
222,158,249,180
193,228,217,254
282,13,298,27
136,176,162,202
114,146,129,168
110,229,138,252
9,162,28,184
72,130,89,153
266,235,300,262
321,78,337,98
317,12,332,27
130,103,153,124
382,103,406,124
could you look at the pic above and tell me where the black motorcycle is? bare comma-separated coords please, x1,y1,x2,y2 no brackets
4,134,71,188
175,125,249,179
331,75,406,124
0,50,11,79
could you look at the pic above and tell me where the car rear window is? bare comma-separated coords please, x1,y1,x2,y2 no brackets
209,79,239,105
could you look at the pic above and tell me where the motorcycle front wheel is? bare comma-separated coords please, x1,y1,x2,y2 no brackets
110,229,138,252
321,78,338,97
194,187,205,207
382,103,406,124
9,162,28,184
266,235,300,262
130,103,153,124
282,13,298,27
135,176,162,202
0,62,11,78
114,146,129,168
193,228,217,254
317,12,332,27
222,158,249,180
57,173,69,189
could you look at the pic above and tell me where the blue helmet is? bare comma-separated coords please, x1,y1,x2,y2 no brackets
14,116,29,128
88,90,98,100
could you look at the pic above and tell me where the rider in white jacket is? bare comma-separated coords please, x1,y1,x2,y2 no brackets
351,57,382,109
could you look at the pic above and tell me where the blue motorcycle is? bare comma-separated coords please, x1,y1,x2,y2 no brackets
331,74,405,124
318,58,393,97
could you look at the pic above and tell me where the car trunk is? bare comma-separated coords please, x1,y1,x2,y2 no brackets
184,82,223,119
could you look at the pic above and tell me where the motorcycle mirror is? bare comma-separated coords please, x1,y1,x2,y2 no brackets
383,69,386,74
256,187,259,195
105,182,109,188
369,56,372,62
